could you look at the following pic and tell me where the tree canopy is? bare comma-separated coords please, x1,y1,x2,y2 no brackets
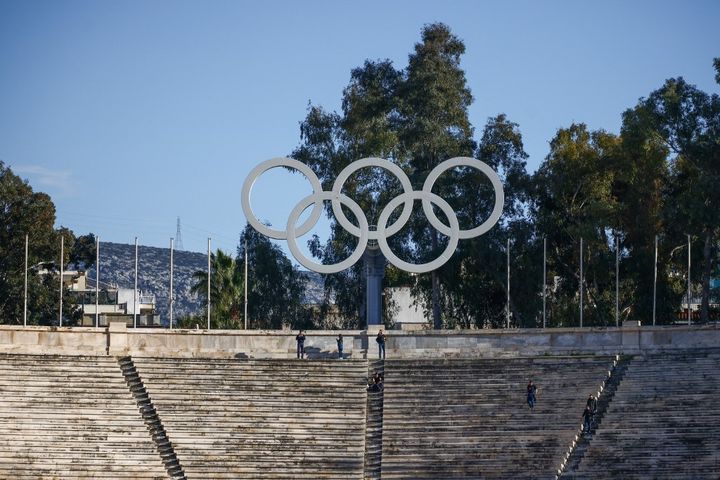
291,24,720,328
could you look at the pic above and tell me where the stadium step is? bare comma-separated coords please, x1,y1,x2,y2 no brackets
364,359,385,480
557,354,631,477
119,356,186,480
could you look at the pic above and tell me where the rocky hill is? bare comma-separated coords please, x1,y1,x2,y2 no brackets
85,242,325,324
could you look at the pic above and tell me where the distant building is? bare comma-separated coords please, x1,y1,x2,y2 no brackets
64,271,161,327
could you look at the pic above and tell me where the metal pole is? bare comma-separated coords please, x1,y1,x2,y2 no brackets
23,234,28,327
244,239,248,330
506,238,510,329
134,237,138,329
687,234,691,326
652,235,658,326
615,234,619,328
169,238,174,329
207,237,211,330
95,236,99,328
579,237,583,328
59,235,64,327
543,236,546,329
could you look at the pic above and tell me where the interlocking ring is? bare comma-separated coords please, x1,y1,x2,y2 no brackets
241,156,504,274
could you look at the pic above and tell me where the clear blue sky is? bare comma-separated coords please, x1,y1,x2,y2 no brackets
1,0,718,257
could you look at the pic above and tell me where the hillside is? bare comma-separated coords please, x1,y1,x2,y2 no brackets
85,242,325,324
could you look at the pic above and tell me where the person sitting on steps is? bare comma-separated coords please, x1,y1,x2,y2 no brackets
368,371,384,392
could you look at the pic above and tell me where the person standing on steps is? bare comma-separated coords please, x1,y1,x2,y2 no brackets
336,333,344,359
376,329,386,360
526,380,538,410
296,330,306,359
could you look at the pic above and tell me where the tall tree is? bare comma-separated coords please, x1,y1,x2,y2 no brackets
628,78,719,322
294,24,478,329
532,124,621,326
0,161,60,324
398,23,476,329
294,59,404,327
413,114,532,328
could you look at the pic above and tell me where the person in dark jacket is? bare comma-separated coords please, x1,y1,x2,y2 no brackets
526,380,538,409
582,405,594,433
376,329,386,359
296,330,306,359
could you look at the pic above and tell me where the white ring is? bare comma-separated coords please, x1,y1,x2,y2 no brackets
376,191,460,274
331,157,414,240
286,191,369,274
241,157,324,240
421,157,504,239
242,156,504,274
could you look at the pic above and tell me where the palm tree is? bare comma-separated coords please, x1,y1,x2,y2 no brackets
191,249,243,328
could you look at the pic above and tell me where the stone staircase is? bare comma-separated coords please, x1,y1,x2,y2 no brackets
132,357,369,479
557,354,631,477
379,356,615,479
561,349,720,479
118,357,186,479
0,354,168,479
364,360,385,480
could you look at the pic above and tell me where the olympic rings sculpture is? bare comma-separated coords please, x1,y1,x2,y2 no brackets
241,157,504,274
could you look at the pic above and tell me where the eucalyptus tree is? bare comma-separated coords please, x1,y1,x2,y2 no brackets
294,23,487,329
412,114,533,328
397,23,476,330
532,124,621,326
627,77,720,322
294,59,403,328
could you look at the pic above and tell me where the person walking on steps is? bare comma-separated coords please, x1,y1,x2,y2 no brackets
586,394,597,415
336,333,344,359
296,330,306,359
582,405,594,434
526,380,538,410
376,329,386,360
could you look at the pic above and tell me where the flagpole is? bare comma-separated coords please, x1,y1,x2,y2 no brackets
207,237,211,330
134,237,138,329
23,234,28,327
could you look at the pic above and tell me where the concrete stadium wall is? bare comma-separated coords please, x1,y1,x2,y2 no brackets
0,322,718,358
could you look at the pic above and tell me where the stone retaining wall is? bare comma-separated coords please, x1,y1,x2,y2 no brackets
0,322,717,358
